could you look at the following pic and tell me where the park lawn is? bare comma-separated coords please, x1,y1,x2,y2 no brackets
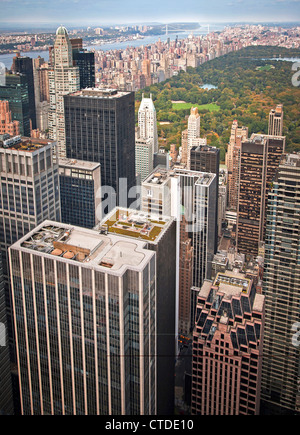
256,65,275,71
172,102,220,112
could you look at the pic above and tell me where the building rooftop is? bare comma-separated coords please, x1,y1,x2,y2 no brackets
11,220,154,275
68,88,130,99
97,207,174,244
214,272,250,299
0,135,53,152
143,166,215,187
58,157,100,171
280,152,300,167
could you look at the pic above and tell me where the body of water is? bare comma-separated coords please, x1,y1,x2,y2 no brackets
0,25,225,69
200,84,218,90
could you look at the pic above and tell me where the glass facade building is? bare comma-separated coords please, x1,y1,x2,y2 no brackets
0,135,61,353
261,153,300,415
9,220,157,415
11,55,37,131
73,51,95,90
64,88,136,212
59,158,101,229
0,73,31,137
0,253,14,415
236,134,285,256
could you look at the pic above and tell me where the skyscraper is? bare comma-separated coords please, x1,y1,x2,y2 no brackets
9,219,158,415
32,57,50,132
11,53,37,131
186,107,207,168
64,88,136,211
48,26,80,158
0,100,20,136
135,135,154,183
138,94,158,154
99,207,177,414
59,158,101,229
0,135,61,350
187,107,200,146
191,271,265,415
0,73,31,137
189,144,220,250
0,253,14,415
268,104,283,137
142,167,217,331
261,153,300,415
73,50,95,89
178,214,193,335
226,120,248,211
236,133,285,256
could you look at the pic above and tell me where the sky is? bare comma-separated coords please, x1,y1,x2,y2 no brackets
0,0,300,28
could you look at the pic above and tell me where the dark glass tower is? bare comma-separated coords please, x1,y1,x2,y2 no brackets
59,158,101,229
64,88,136,212
0,253,14,415
11,55,37,130
0,73,30,136
73,51,95,89
190,144,220,251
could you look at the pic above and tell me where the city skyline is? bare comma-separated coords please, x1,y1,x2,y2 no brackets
0,0,300,28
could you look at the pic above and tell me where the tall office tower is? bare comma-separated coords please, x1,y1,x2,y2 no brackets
190,144,220,250
236,134,285,256
226,120,248,210
268,104,283,136
11,53,37,130
142,168,217,330
0,73,31,137
186,107,207,168
0,135,61,353
218,184,227,238
33,57,50,103
48,26,80,158
178,169,217,326
32,58,50,132
70,38,83,51
0,253,14,415
64,88,136,212
187,107,200,145
141,59,151,87
261,153,300,415
178,214,193,335
153,147,169,170
73,50,95,89
191,271,265,415
0,100,20,136
138,94,158,154
9,219,159,415
59,158,101,229
141,167,181,218
99,208,177,414
181,129,188,167
135,136,154,183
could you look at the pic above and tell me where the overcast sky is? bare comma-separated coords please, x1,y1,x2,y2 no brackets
0,0,299,27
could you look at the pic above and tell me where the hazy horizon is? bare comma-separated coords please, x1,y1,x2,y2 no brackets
0,0,300,30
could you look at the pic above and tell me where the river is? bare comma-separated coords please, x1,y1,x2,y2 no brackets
0,26,223,69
